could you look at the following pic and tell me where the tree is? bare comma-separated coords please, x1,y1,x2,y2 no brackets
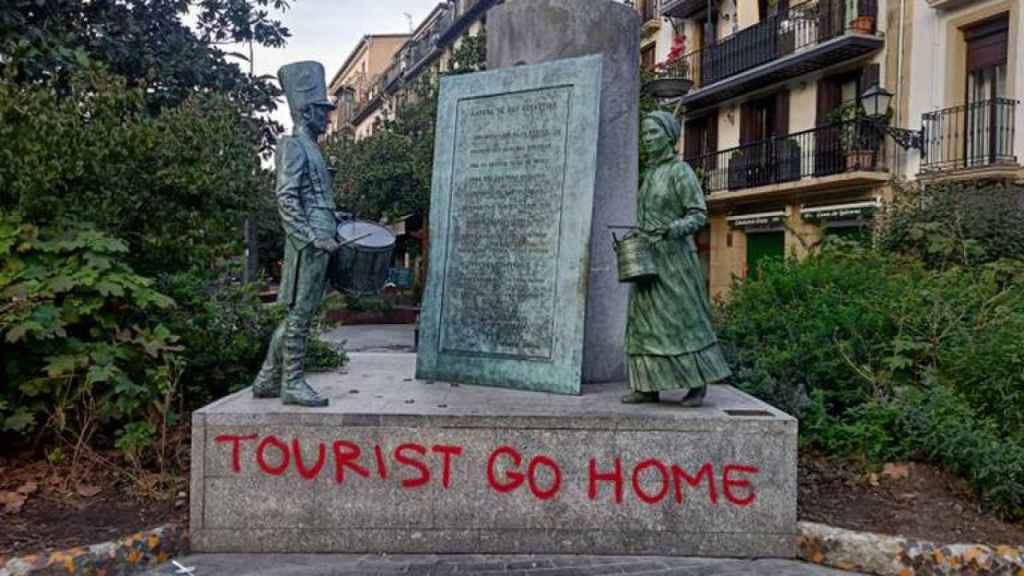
0,0,291,151
0,68,266,276
325,30,488,221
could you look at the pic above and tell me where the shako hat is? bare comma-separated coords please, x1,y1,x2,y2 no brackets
278,61,336,114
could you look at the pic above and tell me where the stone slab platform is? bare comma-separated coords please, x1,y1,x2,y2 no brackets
190,353,797,557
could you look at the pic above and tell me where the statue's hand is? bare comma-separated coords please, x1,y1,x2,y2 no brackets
313,238,340,253
641,227,669,240
669,219,690,239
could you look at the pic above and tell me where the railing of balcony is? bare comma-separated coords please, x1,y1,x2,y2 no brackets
673,0,878,89
921,98,1018,172
642,0,660,22
383,62,402,91
685,119,888,193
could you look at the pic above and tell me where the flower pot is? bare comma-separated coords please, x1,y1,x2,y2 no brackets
643,77,694,99
850,16,874,34
845,150,874,171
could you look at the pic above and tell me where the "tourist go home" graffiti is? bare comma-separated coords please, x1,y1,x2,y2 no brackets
214,434,760,507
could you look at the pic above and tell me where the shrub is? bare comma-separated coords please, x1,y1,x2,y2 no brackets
156,269,348,409
876,180,1024,269
0,68,266,276
0,215,181,475
719,239,1024,519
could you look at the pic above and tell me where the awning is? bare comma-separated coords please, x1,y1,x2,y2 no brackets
726,210,787,229
801,199,880,223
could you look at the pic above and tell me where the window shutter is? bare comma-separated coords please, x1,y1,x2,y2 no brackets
775,90,790,136
965,15,1009,71
684,117,704,160
860,63,880,91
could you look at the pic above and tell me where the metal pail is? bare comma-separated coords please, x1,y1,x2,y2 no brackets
613,233,658,283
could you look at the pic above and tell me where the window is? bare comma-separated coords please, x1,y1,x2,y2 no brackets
641,44,657,71
964,14,1009,166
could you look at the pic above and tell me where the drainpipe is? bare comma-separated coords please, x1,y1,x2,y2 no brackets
894,0,907,176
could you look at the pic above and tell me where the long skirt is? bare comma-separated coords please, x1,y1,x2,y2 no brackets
628,344,732,393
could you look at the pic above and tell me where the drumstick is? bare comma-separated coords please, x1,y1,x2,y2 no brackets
337,232,373,247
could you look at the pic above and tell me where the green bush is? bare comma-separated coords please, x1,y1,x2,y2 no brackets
876,180,1024,268
156,269,348,409
0,68,265,276
0,215,181,454
719,238,1024,519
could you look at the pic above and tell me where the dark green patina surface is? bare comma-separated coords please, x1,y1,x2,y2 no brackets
416,55,603,395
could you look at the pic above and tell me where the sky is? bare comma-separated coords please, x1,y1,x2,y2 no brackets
237,0,441,131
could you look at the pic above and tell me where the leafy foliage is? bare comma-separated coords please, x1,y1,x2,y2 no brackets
0,68,266,276
325,31,487,222
876,180,1024,269
0,0,290,151
0,216,181,457
719,235,1024,519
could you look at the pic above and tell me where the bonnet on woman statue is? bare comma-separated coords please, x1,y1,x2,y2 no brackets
646,110,681,146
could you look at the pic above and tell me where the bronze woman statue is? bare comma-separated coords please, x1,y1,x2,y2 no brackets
622,111,732,406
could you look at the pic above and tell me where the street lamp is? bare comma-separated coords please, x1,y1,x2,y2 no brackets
859,83,922,150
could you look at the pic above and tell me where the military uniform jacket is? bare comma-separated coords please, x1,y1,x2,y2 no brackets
275,129,338,306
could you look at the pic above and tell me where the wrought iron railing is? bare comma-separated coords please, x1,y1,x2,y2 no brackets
921,98,1018,172
641,0,660,22
382,62,402,92
674,0,878,89
685,119,887,193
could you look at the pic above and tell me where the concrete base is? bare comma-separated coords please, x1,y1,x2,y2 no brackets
190,354,797,557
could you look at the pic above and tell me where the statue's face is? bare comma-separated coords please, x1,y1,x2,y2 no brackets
642,118,671,156
306,104,331,136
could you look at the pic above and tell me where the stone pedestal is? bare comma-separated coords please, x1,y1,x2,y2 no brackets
190,354,797,557
488,0,640,384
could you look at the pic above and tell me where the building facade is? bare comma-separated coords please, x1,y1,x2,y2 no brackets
907,0,1022,184
327,34,410,138
634,0,1022,298
330,0,499,142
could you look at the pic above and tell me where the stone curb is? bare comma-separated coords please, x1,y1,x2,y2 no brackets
0,525,187,576
798,521,1024,576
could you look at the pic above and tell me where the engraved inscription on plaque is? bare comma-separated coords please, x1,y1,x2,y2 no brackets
438,87,572,359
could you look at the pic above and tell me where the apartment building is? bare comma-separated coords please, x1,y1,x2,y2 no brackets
634,0,900,297
635,0,1021,298
908,0,1021,183
331,0,498,142
327,34,410,138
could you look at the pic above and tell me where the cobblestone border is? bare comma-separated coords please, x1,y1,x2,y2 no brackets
0,525,186,576
799,521,1024,576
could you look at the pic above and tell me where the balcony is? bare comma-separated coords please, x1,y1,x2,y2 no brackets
662,0,706,19
686,119,890,198
921,98,1019,175
641,0,661,23
674,0,882,111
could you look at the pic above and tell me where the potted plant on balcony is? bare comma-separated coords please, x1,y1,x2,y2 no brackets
849,0,874,33
827,102,875,171
643,35,693,99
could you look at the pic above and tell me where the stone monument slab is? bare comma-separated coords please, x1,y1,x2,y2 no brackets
416,55,603,395
488,0,640,385
189,354,798,557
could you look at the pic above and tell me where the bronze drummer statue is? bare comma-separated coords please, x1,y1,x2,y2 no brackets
252,60,341,408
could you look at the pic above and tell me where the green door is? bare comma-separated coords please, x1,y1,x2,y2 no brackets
746,231,785,279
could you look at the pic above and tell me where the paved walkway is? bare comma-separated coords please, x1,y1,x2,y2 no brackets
145,554,864,575
321,323,416,353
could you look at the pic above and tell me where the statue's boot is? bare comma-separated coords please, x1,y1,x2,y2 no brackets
281,333,329,408
252,324,284,398
679,385,707,408
621,391,659,404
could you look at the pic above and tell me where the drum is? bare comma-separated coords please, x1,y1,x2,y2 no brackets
329,221,396,296
613,232,658,283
